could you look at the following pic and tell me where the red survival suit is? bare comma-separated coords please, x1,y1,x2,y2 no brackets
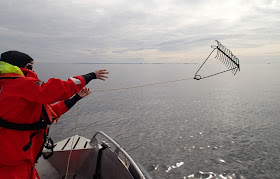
0,68,87,179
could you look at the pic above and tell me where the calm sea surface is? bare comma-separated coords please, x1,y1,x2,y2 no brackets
36,63,280,179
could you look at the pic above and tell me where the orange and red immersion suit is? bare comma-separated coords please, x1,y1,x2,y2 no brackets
0,68,91,179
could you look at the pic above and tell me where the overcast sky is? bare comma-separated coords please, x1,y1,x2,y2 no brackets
0,0,279,63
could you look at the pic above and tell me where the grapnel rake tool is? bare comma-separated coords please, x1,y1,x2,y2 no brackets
194,40,240,80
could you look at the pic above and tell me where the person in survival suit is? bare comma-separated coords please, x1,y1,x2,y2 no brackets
0,51,109,179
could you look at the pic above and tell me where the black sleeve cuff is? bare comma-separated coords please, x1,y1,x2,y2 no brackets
82,72,96,84
64,94,82,109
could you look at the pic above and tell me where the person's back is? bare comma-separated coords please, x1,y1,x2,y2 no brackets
0,51,108,179
0,68,45,166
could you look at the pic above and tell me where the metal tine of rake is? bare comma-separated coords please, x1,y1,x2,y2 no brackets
218,42,229,65
215,41,240,75
194,40,240,80
227,48,234,70
218,41,238,73
220,44,230,68
220,49,228,67
217,40,240,71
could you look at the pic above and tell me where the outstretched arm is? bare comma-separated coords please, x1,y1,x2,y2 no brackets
94,69,109,81
3,70,108,105
51,87,92,118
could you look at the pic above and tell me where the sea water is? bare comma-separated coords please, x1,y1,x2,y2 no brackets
36,62,280,179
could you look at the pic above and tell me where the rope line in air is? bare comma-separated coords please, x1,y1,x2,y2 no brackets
65,101,80,179
63,40,241,177
64,77,193,178
91,77,194,92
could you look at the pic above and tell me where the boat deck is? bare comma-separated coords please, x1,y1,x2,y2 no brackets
36,132,152,179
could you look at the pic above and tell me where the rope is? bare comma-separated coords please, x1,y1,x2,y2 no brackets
194,48,216,78
65,101,80,179
197,67,238,80
62,77,193,178
62,77,193,177
61,47,239,177
91,77,194,92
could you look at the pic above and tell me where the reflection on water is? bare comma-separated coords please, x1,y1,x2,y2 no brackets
36,63,280,179
166,162,184,173
187,171,245,179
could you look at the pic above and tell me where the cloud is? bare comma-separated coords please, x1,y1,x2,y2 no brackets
0,0,279,63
